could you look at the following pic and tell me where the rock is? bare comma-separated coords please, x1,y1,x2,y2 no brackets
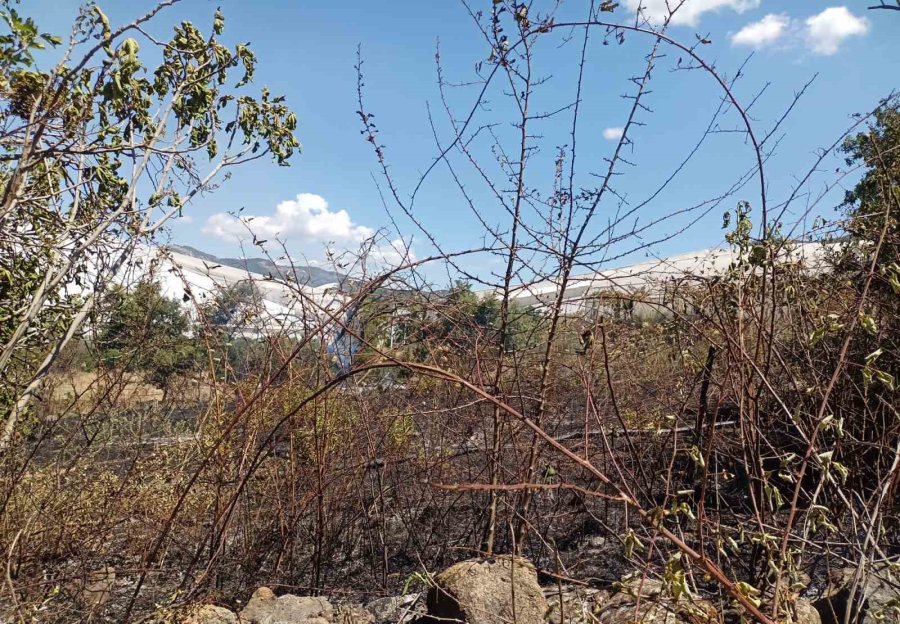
792,599,821,624
336,605,375,624
597,576,716,624
814,565,899,624
599,597,717,624
585,536,608,550
544,585,609,624
613,577,664,599
427,556,548,624
186,604,239,624
365,595,422,624
249,587,277,602
239,587,334,624
81,566,116,608
598,593,717,624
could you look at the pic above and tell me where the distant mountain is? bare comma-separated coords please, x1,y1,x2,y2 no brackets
168,244,345,287
168,244,220,263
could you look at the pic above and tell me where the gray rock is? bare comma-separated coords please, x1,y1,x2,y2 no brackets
792,599,821,624
612,577,664,600
598,596,716,624
597,576,716,624
80,566,116,608
239,587,334,624
365,595,422,624
426,556,548,624
336,605,375,624
187,604,239,624
544,586,609,624
814,565,899,624
584,536,608,550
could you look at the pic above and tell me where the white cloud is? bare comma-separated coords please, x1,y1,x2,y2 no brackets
804,6,868,55
203,193,375,245
731,13,790,48
603,127,624,141
625,0,759,27
202,193,419,270
324,237,417,276
366,238,416,269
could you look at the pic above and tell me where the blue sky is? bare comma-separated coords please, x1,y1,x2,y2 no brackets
29,1,898,281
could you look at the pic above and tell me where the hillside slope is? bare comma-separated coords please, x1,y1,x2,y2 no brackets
169,244,345,287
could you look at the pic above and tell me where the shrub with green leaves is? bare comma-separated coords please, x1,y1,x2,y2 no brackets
95,281,201,395
0,1,299,446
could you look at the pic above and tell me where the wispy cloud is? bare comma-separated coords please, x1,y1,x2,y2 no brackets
365,238,416,268
603,127,624,141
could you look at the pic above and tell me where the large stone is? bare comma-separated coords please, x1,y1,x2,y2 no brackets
427,556,549,624
336,605,375,624
544,585,609,624
185,604,239,624
79,565,116,608
597,576,716,624
239,587,334,624
365,595,423,624
792,599,821,624
814,565,899,624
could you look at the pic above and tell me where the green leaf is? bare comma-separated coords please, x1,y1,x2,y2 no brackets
735,581,761,607
817,450,834,466
120,37,139,61
810,326,826,346
866,348,884,364
92,5,110,32
886,264,900,294
875,370,895,391
623,528,644,559
688,445,705,468
859,312,877,336
213,8,225,35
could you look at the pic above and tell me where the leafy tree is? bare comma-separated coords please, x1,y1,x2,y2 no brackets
202,280,261,328
438,282,544,352
366,282,544,365
811,99,900,493
197,281,271,380
841,100,900,268
836,99,899,394
0,2,298,446
95,281,201,397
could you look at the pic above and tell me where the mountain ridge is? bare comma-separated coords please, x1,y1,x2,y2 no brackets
168,244,345,287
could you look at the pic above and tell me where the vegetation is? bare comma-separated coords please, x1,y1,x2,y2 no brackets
0,2,896,624
0,0,298,448
95,281,202,397
841,105,900,267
